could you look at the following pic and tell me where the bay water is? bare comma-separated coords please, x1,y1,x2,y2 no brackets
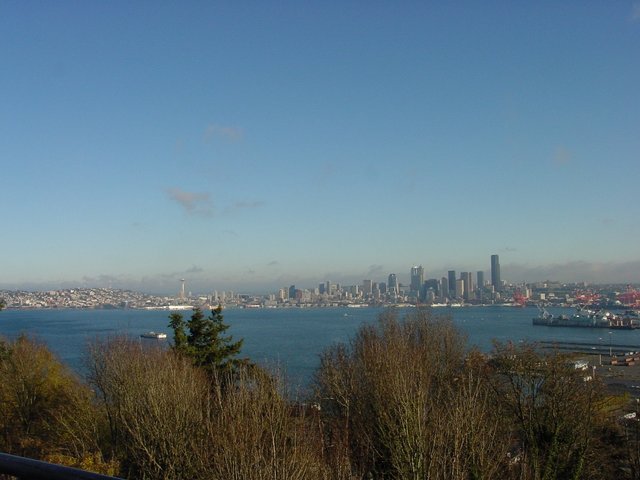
2,306,639,388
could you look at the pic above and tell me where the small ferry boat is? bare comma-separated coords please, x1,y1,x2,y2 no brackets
140,331,167,339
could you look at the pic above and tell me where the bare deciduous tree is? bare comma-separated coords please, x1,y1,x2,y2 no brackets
87,337,212,479
315,308,509,480
87,336,330,480
490,342,608,480
207,367,330,480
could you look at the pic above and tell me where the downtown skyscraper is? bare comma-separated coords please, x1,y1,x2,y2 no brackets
491,254,501,292
448,270,456,294
388,273,398,295
410,265,424,294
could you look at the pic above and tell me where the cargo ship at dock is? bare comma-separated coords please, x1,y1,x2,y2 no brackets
533,306,640,329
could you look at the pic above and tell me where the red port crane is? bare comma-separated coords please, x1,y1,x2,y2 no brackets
617,286,640,307
513,290,527,307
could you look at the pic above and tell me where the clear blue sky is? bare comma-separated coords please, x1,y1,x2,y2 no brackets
1,1,639,294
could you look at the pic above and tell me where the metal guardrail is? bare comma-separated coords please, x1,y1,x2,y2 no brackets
0,452,123,480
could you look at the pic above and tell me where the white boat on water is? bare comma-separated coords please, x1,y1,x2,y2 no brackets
140,331,167,339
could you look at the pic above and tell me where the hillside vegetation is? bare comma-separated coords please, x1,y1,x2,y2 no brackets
0,308,637,479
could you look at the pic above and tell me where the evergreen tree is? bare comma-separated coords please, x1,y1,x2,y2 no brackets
168,305,243,374
168,312,187,351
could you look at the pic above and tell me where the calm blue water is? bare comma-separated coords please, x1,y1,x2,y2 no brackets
2,306,639,386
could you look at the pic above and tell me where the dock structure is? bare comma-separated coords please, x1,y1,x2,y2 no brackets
539,340,640,366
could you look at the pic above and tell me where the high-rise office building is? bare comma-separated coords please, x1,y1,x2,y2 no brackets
448,270,456,295
388,274,398,294
491,255,501,292
440,277,449,299
425,288,436,303
363,279,373,295
410,265,424,293
425,278,439,296
460,272,472,300
476,271,484,301
455,278,465,299
463,272,474,295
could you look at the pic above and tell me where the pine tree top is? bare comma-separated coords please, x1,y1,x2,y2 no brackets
168,306,244,374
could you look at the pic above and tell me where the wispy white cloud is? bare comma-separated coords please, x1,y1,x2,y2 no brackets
163,196,263,218
166,187,214,217
203,124,243,142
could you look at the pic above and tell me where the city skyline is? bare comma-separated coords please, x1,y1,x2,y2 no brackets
2,255,639,296
1,3,639,294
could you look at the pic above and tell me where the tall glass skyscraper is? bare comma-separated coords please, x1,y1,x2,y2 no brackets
388,273,398,294
491,255,501,292
476,271,485,301
440,277,449,299
410,265,424,294
461,272,472,300
448,270,456,295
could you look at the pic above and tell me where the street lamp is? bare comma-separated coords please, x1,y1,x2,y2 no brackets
599,337,603,366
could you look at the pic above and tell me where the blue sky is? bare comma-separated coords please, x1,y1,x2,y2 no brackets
1,1,639,294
